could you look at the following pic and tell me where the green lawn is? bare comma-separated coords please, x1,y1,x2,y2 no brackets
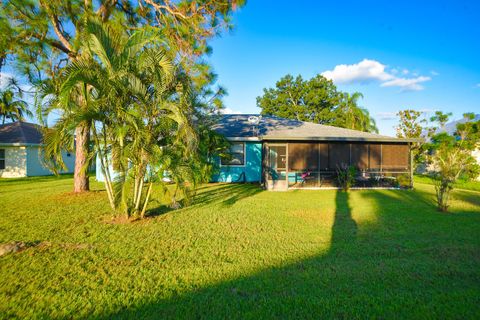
1,176,480,319
414,174,480,192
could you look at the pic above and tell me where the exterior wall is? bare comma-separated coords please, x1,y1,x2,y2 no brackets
26,146,75,176
472,148,480,181
95,155,118,182
0,146,27,178
212,142,262,183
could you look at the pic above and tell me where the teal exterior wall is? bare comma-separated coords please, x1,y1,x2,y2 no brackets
26,146,75,176
95,142,263,183
95,154,118,182
211,142,262,183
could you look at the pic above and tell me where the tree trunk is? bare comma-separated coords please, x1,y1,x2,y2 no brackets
74,121,90,192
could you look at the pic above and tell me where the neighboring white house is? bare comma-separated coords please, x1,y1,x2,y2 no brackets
420,114,480,180
0,121,75,178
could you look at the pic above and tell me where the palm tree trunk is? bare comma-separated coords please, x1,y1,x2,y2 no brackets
74,121,90,193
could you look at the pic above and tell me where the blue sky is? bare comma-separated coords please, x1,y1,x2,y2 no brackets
1,0,479,135
207,0,480,135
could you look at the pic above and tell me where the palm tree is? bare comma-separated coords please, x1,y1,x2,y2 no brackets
0,85,31,124
45,19,198,218
338,92,378,133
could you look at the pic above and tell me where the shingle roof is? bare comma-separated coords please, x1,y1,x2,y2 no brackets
0,121,44,145
212,114,419,143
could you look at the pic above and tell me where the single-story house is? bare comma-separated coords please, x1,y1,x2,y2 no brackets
0,121,75,178
212,114,420,190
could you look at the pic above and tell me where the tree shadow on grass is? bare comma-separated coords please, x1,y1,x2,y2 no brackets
145,183,263,218
451,189,480,208
191,183,263,207
91,188,479,319
411,184,480,214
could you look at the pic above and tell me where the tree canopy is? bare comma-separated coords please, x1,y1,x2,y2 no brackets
423,112,480,211
1,0,244,192
42,18,210,218
256,74,378,133
0,80,31,124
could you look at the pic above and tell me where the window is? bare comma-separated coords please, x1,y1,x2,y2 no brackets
221,142,245,166
0,149,5,170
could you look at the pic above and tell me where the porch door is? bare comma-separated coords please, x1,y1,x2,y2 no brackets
265,144,288,190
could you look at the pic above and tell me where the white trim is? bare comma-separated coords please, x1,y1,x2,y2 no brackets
223,136,419,143
220,142,246,167
260,136,421,143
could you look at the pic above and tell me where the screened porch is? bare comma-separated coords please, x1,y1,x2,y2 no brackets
264,142,412,190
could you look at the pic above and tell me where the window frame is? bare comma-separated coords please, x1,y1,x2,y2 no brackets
0,148,5,170
220,142,246,167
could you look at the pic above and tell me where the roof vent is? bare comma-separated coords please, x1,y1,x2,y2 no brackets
247,116,260,124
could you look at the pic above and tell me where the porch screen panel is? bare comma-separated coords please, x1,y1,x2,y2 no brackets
382,144,409,171
288,143,319,170
305,143,319,170
319,143,329,170
288,143,304,170
328,143,350,169
369,144,381,170
351,144,369,170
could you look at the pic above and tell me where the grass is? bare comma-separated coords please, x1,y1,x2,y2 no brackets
1,176,480,319
414,174,480,192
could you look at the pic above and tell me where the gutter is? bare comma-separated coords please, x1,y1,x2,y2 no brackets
260,136,423,143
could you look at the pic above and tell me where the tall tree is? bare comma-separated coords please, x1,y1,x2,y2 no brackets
0,81,31,124
395,109,426,169
44,19,199,218
257,74,378,133
257,74,340,124
1,0,244,192
337,92,378,133
424,112,479,212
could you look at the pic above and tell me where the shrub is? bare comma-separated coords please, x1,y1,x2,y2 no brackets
336,164,357,191
396,174,411,189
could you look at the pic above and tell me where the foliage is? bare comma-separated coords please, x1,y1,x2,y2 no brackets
0,78,31,124
1,176,480,318
256,74,377,133
396,173,412,189
395,109,426,169
424,112,480,211
336,164,357,191
337,92,378,133
1,0,244,192
41,19,203,218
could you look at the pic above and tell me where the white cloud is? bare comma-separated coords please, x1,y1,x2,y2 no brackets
431,70,440,76
221,107,243,114
381,76,431,91
418,108,436,114
377,112,397,120
321,59,394,84
322,59,432,92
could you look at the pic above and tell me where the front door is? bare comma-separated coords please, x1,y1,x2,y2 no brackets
265,144,288,190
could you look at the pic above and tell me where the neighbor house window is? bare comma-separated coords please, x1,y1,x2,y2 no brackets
221,142,245,166
0,149,5,170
